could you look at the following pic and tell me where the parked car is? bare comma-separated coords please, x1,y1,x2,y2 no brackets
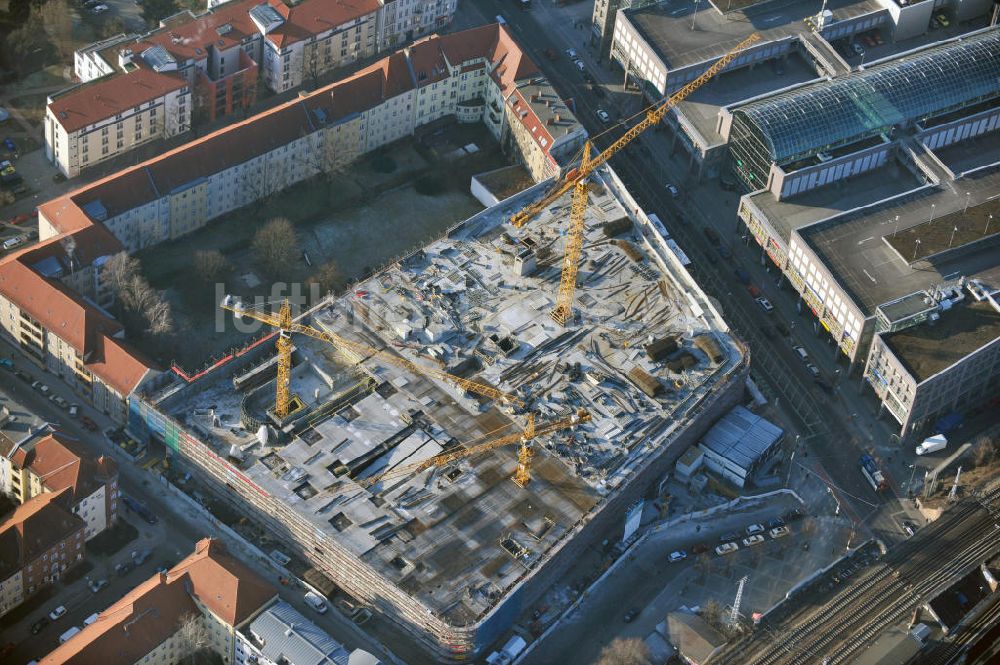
935,13,949,26
68,404,79,418
51,395,69,409
782,508,804,522
80,415,99,431
715,243,732,259
31,616,50,634
90,4,109,12
304,591,328,614
715,542,739,556
49,606,68,620
805,363,820,378
2,138,15,153
734,268,751,284
623,608,640,623
668,550,687,563
703,227,721,244
792,345,809,362
690,542,709,554
767,517,785,529
88,578,108,593
755,297,774,313
83,613,100,626
132,549,152,565
575,60,586,73
596,109,611,124
719,531,739,543
742,535,765,547
745,523,765,536
590,84,606,99
769,526,790,539
565,48,578,59
115,561,132,576
665,184,680,198
15,369,31,382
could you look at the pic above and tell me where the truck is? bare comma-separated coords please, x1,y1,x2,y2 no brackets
916,433,947,456
860,454,886,491
486,635,527,665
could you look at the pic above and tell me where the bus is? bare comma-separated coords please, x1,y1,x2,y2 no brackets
860,454,886,491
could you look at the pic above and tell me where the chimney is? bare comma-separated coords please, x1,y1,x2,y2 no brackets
547,117,554,126
555,113,562,123
545,99,551,107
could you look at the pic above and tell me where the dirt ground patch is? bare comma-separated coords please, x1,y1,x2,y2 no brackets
136,125,509,370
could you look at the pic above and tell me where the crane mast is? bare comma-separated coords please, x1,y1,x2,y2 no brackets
510,34,761,326
357,409,591,489
509,33,760,231
222,298,523,419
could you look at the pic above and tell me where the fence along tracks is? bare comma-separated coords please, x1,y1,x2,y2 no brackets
717,486,1000,665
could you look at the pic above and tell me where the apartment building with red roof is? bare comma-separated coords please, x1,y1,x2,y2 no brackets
1,429,119,540
0,489,86,618
47,0,458,178
4,24,579,435
40,538,277,665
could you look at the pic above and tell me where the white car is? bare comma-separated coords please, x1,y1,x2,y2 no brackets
769,526,790,539
88,578,108,593
49,605,68,620
575,59,586,72
668,550,687,563
793,345,809,362
596,109,611,124
755,296,774,313
665,184,680,198
742,535,765,547
304,591,328,614
565,48,578,59
745,523,765,535
715,542,739,556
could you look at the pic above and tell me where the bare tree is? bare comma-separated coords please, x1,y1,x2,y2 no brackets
252,217,298,277
308,261,343,298
103,252,174,337
972,435,997,468
595,637,650,665
174,613,220,665
193,250,233,284
701,598,724,630
0,191,15,207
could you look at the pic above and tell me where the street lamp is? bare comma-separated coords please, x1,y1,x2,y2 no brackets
907,464,917,498
892,214,900,237
964,191,971,214
949,225,958,248
987,214,994,236
912,238,921,261
691,0,701,30
929,203,936,224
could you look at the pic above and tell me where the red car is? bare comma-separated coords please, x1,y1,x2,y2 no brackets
80,415,99,431
9,213,32,225
747,284,762,298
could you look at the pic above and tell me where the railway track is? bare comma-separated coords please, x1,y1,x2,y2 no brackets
717,488,1000,665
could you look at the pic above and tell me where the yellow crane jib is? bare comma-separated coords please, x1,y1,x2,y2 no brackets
509,33,761,231
220,297,524,419
357,409,591,489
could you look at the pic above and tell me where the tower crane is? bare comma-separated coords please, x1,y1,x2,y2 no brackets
509,34,761,326
356,409,591,489
221,297,523,419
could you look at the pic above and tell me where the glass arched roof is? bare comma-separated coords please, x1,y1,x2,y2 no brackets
733,29,1000,163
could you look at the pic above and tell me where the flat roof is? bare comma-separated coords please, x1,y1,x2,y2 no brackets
883,298,1000,383
675,51,819,148
157,169,743,624
625,0,883,70
800,165,1000,316
749,158,923,244
884,196,1000,262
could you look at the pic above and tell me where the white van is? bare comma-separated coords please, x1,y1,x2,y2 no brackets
59,626,81,644
3,235,28,251
304,591,328,614
495,14,506,25
84,612,99,626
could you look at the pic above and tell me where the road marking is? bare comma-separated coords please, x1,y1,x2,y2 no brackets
857,237,873,245
862,269,877,283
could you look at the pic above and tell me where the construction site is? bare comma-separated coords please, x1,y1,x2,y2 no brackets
126,42,753,660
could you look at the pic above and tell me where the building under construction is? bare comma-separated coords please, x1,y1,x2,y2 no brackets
128,165,747,659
